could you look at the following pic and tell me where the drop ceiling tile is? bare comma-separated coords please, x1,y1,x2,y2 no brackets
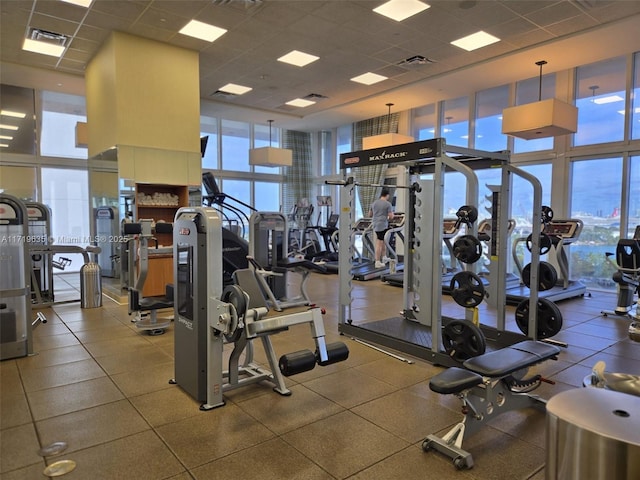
74,25,110,44
311,2,370,24
83,10,135,30
135,7,191,31
29,12,80,37
373,46,419,64
126,23,175,43
150,0,209,18
489,16,538,39
499,1,558,16
33,0,88,23
524,2,584,28
545,14,599,37
197,3,254,29
90,0,149,20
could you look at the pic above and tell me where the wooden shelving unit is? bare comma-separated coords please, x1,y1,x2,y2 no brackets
135,183,187,247
134,183,187,297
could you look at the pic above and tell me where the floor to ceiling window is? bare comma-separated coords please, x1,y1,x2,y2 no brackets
512,73,556,154
570,157,623,291
41,167,90,273
475,85,509,152
442,96,469,148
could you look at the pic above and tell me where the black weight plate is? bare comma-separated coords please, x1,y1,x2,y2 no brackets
541,206,554,224
450,271,485,308
442,319,486,362
456,205,478,225
452,235,482,264
514,298,563,339
521,261,558,292
525,233,552,255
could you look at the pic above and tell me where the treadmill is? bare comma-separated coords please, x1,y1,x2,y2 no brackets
383,217,459,287
353,213,406,281
506,218,587,305
323,217,374,274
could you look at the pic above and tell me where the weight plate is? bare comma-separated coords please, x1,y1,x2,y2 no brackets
450,271,485,308
521,261,558,292
456,205,478,225
221,285,247,342
541,206,554,224
514,298,563,338
525,233,552,255
452,235,482,264
442,319,486,362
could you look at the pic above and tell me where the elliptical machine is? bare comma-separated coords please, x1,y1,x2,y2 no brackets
601,225,640,342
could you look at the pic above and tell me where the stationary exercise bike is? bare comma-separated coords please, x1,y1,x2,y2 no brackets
601,225,640,342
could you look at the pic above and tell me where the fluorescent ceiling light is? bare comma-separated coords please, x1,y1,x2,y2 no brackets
0,144,9,148
286,98,316,108
179,20,227,42
350,72,388,85
219,83,252,95
278,50,319,67
593,95,624,105
0,124,19,131
60,0,92,7
451,30,500,51
22,38,65,57
1,110,26,118
373,0,430,22
617,107,640,115
0,135,14,140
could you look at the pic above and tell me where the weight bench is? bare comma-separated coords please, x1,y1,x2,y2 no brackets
423,340,560,469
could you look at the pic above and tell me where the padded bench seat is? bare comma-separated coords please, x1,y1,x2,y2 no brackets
429,340,560,395
277,257,328,274
463,340,560,377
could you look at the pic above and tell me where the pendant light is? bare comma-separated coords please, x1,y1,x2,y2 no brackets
501,60,578,140
249,119,293,167
362,103,414,149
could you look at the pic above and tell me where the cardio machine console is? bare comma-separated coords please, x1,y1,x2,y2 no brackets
543,220,583,243
389,213,405,228
354,218,372,231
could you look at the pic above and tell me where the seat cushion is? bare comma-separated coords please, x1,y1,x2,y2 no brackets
429,367,483,394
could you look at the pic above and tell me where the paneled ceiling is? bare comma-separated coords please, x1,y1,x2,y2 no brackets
2,0,640,130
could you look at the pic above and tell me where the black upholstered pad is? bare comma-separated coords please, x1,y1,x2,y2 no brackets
429,367,483,394
277,257,328,273
139,297,173,310
463,340,560,377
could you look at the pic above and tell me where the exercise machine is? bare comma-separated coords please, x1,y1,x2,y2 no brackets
423,340,561,469
126,220,173,335
248,211,327,311
333,139,559,367
202,172,252,284
352,212,405,281
601,226,640,341
25,202,54,306
506,219,587,305
94,206,119,278
170,206,348,407
323,217,373,274
0,194,46,360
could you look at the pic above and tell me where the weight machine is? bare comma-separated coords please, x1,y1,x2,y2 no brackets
126,220,173,335
170,207,348,408
0,194,46,360
25,202,54,306
334,139,558,367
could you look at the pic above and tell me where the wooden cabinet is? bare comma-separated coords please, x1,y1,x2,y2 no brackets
142,254,173,297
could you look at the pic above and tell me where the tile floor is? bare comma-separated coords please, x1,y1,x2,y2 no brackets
1,272,638,479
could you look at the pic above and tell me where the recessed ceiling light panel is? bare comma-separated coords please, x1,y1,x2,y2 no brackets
350,72,388,85
593,95,624,105
60,0,93,7
1,110,26,118
179,20,227,42
286,98,316,108
277,50,319,67
0,124,19,131
219,83,252,95
373,0,430,22
451,30,500,51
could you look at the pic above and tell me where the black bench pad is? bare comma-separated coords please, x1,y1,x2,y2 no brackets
429,367,483,394
277,257,328,274
462,340,560,377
